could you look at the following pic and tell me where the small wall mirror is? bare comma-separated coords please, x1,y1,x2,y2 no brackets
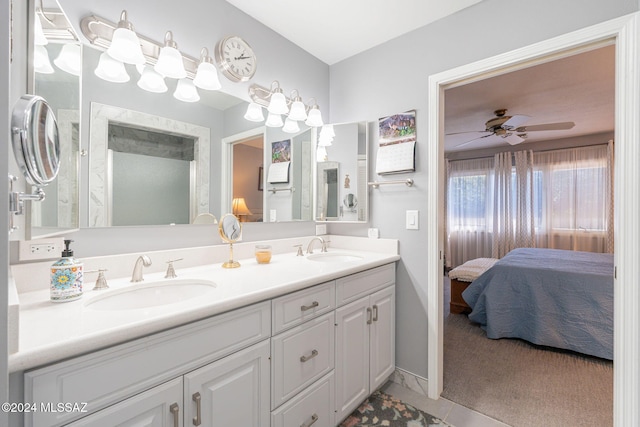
343,193,358,211
218,213,242,268
11,94,61,187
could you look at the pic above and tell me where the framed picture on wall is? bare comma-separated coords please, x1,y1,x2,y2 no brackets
258,166,264,191
376,110,417,175
272,139,291,163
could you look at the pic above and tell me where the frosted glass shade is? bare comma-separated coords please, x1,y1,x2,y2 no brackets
94,52,130,83
137,65,168,93
193,61,221,90
107,27,145,65
316,146,328,162
321,124,335,138
34,45,54,74
265,113,283,128
282,117,300,134
318,133,333,147
288,100,308,121
34,14,48,46
53,44,82,76
244,102,265,122
173,78,200,102
305,107,323,127
268,91,289,115
155,46,186,79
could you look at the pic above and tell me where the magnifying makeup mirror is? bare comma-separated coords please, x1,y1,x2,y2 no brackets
218,213,242,268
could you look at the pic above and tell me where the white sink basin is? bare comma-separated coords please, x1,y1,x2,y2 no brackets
85,279,217,311
307,252,363,263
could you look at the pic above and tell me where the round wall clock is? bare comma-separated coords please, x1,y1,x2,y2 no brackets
214,35,257,82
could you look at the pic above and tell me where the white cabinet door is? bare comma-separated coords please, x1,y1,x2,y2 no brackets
66,377,183,427
184,340,270,427
369,286,395,391
334,296,370,422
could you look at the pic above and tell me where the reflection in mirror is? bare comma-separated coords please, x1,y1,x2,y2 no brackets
218,214,242,268
315,122,368,222
232,135,264,222
30,3,80,238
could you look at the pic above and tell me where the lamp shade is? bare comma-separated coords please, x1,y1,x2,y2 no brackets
268,90,289,115
305,106,323,127
244,102,265,122
194,48,221,90
137,65,168,93
173,78,200,102
107,11,145,65
265,113,283,128
53,43,82,76
288,99,308,121
34,45,54,74
232,198,252,216
94,52,130,83
282,117,300,134
155,31,187,79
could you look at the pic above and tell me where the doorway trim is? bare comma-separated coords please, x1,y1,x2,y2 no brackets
426,13,639,425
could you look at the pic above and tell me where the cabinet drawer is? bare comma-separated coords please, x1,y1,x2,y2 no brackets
272,281,335,334
271,312,335,409
336,263,395,306
24,301,271,427
271,372,334,427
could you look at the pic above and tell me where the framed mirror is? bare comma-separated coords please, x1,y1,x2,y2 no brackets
218,214,242,268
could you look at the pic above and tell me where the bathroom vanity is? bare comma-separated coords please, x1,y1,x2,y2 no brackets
9,236,398,427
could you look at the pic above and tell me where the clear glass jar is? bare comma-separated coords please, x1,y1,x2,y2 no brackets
255,245,272,264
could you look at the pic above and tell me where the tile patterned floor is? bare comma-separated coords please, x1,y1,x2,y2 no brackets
383,382,511,427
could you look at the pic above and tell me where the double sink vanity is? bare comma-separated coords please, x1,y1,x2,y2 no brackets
9,235,399,427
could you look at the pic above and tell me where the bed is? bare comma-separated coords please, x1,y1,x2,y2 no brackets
462,248,614,360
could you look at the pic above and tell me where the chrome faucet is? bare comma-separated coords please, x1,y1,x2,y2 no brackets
306,237,327,254
131,255,152,282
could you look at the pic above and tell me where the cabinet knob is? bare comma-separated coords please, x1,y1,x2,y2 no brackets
300,413,319,427
170,403,180,427
192,392,202,426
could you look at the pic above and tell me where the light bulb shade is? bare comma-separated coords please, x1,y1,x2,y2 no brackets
107,27,145,65
34,14,48,45
137,65,168,93
173,78,200,102
232,198,252,216
265,113,283,128
155,32,187,79
94,52,130,83
53,43,82,76
288,100,308,121
34,45,54,74
316,146,328,162
282,117,300,134
244,102,265,122
305,107,324,127
321,124,335,138
318,133,333,147
268,91,289,115
193,61,221,90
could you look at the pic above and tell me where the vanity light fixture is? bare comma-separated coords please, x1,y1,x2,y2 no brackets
282,117,301,134
173,78,200,102
193,48,222,91
244,102,265,122
265,112,284,128
94,51,130,83
53,43,82,76
318,125,334,147
267,81,289,115
305,99,324,127
288,90,308,121
106,11,145,65
137,65,168,93
155,31,187,79
34,45,54,74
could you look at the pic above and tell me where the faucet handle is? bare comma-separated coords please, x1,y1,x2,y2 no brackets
86,269,109,290
165,258,183,279
293,245,304,256
322,240,330,252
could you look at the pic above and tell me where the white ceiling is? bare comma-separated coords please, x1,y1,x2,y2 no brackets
444,45,615,153
225,0,483,65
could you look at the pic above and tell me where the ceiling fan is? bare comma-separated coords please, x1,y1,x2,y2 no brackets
449,109,575,147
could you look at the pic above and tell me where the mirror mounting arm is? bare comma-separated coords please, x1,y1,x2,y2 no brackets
8,175,46,233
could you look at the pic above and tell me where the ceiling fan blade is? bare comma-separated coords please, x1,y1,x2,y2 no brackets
502,114,530,129
514,122,575,132
502,133,525,145
445,130,490,136
454,132,494,148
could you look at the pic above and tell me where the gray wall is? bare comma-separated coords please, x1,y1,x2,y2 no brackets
327,0,639,379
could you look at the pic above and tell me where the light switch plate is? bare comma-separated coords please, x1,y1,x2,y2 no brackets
269,209,277,222
368,228,380,239
315,224,327,235
406,210,419,230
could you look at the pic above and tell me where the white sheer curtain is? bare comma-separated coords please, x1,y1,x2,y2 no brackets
533,143,613,253
445,157,494,267
492,150,535,258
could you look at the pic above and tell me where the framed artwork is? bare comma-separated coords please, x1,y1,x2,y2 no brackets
376,110,417,175
258,166,264,191
271,139,291,163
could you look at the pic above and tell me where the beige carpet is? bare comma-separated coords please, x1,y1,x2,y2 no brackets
442,312,613,427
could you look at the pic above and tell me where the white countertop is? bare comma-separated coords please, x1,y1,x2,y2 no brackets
9,237,399,373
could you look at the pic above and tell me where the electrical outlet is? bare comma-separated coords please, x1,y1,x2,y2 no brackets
315,224,327,235
18,238,65,261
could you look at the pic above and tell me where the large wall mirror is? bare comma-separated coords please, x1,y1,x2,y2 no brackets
28,0,369,239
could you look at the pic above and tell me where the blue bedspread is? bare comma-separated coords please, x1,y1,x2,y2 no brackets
462,248,614,360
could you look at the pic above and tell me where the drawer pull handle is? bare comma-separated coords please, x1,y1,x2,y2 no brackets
301,413,319,427
367,307,372,324
192,392,202,426
170,403,180,427
301,301,319,312
300,349,319,362
372,304,379,322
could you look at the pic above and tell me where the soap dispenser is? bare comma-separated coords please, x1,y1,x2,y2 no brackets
50,239,83,302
